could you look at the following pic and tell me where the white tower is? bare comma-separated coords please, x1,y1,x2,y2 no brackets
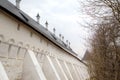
16,0,21,9
45,21,48,30
36,13,40,23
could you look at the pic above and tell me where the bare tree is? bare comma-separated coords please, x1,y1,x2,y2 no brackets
88,21,120,80
80,0,120,80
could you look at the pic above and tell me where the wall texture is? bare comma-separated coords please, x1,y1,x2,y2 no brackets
0,9,89,80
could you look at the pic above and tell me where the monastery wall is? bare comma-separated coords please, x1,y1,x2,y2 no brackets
0,9,81,65
0,9,89,80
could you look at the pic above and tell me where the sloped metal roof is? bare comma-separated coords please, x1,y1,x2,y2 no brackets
0,0,82,61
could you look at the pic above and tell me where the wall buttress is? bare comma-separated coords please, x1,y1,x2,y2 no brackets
64,61,74,80
55,58,68,80
46,56,61,80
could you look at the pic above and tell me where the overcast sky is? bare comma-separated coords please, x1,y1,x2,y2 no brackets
9,0,90,58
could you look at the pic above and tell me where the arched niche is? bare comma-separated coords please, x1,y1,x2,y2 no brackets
31,46,35,51
41,49,44,53
0,34,5,41
25,44,30,49
37,48,40,52
8,38,15,44
17,41,23,47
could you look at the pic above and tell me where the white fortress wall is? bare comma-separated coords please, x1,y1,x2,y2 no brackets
0,8,88,80
0,8,82,66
